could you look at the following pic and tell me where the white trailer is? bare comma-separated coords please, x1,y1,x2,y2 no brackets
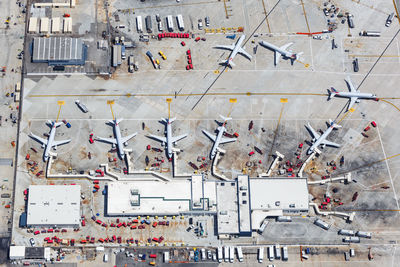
258,247,264,263
28,17,38,33
236,247,243,262
223,246,229,262
268,246,274,261
229,246,234,263
166,15,174,32
63,17,72,33
217,247,223,263
274,244,281,259
136,16,143,33
282,246,288,261
314,219,330,230
343,236,360,243
338,229,355,236
356,231,372,238
163,251,170,262
176,14,184,31
258,219,269,234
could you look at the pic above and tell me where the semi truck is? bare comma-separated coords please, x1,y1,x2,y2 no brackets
360,31,381,37
146,51,158,69
282,246,288,261
217,247,223,263
236,247,243,262
314,219,330,230
338,229,355,236
258,247,264,263
386,13,394,27
274,244,281,259
145,15,152,33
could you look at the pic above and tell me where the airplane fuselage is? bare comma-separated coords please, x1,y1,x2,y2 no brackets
227,35,246,65
43,125,57,161
259,41,295,58
114,122,125,157
333,92,376,99
210,126,226,159
308,126,335,154
166,122,173,158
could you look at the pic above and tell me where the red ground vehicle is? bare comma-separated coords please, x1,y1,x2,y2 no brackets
371,121,377,127
152,222,158,227
81,219,85,226
149,254,157,258
34,231,40,235
195,37,200,42
181,41,186,46
89,133,94,144
248,151,255,156
152,237,159,242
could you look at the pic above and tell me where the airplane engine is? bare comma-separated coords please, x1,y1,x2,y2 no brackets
124,142,128,146
54,145,58,150
112,143,116,148
41,144,45,148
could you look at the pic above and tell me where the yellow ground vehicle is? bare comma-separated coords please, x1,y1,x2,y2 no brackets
159,51,167,60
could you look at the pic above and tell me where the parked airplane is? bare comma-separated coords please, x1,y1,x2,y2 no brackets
96,118,137,159
203,115,237,159
29,120,71,161
147,117,188,159
214,35,252,67
327,76,378,111
305,120,341,155
259,40,302,65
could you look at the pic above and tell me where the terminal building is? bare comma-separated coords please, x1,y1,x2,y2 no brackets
106,175,309,237
31,37,87,65
26,185,81,228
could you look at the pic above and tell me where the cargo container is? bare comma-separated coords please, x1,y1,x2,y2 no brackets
314,219,330,230
268,246,274,261
176,14,184,31
217,247,223,263
338,229,355,236
229,246,234,263
28,17,38,33
258,247,264,263
51,17,60,33
166,15,174,32
236,246,243,262
343,236,360,243
274,244,281,259
145,15,152,33
282,246,288,261
40,17,49,33
136,16,143,33
356,231,372,238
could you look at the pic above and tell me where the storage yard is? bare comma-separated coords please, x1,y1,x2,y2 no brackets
0,0,400,266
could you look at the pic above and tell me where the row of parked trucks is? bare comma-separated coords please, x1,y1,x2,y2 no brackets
137,14,184,33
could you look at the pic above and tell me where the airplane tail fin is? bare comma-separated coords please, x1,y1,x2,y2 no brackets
290,52,303,65
163,117,176,124
327,87,336,100
55,122,63,127
220,59,235,68
328,119,342,129
219,115,232,122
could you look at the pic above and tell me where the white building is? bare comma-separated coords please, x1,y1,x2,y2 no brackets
27,185,81,227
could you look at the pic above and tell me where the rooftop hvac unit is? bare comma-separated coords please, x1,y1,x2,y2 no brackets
130,199,139,206
130,188,139,195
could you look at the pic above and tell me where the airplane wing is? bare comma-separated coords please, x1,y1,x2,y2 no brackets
147,134,167,143
305,123,320,139
121,132,137,144
274,51,281,65
345,76,357,92
348,97,357,111
202,130,216,141
96,136,117,144
29,133,47,145
219,137,237,144
280,42,293,51
52,139,71,147
238,47,252,60
321,139,341,148
214,44,235,51
171,134,188,143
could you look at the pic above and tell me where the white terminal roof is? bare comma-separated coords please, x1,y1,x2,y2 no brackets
27,185,81,226
249,178,309,211
107,178,217,216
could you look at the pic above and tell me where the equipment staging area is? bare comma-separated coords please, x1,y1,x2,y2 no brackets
1,0,400,266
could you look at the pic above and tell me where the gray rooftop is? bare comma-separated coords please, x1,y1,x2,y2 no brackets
32,37,83,62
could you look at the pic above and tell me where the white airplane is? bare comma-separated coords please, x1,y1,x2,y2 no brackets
305,120,341,155
327,76,378,111
214,35,252,67
203,115,237,160
259,40,302,65
29,120,71,162
96,118,137,159
147,117,188,159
